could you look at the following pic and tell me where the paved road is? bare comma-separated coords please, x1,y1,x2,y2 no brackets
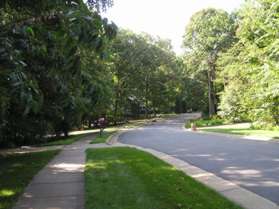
119,114,279,205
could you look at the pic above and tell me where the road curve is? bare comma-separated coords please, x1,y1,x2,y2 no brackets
119,114,279,205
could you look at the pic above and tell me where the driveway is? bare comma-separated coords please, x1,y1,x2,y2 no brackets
119,114,279,205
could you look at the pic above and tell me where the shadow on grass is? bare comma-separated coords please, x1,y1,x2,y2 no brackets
40,133,92,146
0,150,59,209
85,147,243,209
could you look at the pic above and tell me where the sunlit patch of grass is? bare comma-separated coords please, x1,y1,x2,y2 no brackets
0,189,15,197
0,150,59,209
85,147,243,209
202,128,279,139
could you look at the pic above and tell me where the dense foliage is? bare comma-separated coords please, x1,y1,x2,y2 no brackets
1,0,278,147
183,1,279,128
0,1,194,147
110,30,184,120
0,0,116,146
183,8,236,116
217,0,279,127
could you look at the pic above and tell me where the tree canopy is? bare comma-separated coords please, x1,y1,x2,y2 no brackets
1,0,278,147
183,0,279,127
217,0,279,126
183,8,235,116
110,30,183,119
0,1,192,147
0,0,117,146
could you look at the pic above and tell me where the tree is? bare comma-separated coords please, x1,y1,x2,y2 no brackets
217,0,279,126
110,30,183,119
0,0,116,146
183,8,235,116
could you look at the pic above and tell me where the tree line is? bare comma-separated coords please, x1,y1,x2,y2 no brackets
1,0,278,147
183,0,279,128
0,0,195,147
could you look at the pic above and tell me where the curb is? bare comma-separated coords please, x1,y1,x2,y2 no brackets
108,130,279,209
106,131,124,145
106,128,138,145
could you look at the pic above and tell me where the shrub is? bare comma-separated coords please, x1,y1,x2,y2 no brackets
185,116,227,128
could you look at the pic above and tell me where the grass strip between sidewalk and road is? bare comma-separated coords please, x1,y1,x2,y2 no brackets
85,147,243,209
90,130,116,144
0,150,60,209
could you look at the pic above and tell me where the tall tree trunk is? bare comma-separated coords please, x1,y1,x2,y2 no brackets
207,63,217,116
145,74,149,118
113,93,119,125
114,69,120,125
88,119,92,129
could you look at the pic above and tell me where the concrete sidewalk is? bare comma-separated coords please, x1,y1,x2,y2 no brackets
13,135,94,209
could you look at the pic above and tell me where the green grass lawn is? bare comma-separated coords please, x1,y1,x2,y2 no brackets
90,131,116,144
85,147,243,209
202,127,279,139
0,150,60,209
40,134,89,146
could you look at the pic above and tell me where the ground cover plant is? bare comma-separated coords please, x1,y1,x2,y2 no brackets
185,117,227,128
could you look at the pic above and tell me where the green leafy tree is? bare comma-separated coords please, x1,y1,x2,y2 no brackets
183,8,235,116
217,0,279,126
0,0,116,146
111,30,183,119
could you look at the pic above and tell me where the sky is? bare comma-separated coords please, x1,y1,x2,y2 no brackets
103,0,244,54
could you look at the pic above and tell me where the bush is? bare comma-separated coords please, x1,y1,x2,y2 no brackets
185,116,227,128
251,122,279,131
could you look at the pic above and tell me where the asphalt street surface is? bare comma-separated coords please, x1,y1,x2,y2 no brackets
119,114,279,204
